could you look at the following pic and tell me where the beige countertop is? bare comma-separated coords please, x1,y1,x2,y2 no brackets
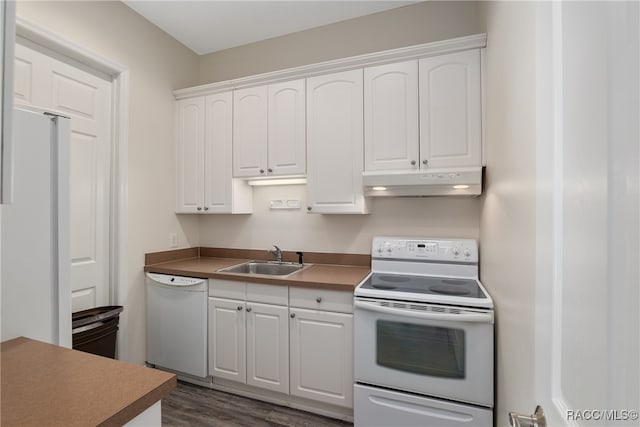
1,337,176,427
144,254,371,291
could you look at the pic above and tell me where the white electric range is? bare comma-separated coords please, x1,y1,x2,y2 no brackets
354,236,494,427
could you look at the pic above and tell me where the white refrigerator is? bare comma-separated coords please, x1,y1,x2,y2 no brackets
1,106,71,347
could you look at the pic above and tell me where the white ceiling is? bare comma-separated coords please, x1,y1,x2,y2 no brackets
122,1,416,55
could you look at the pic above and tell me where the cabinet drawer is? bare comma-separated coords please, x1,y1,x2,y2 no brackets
209,279,246,299
246,282,288,305
289,287,353,314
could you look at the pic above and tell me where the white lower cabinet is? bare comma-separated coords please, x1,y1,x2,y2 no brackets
289,307,354,408
208,297,246,383
208,279,354,413
208,281,289,394
246,302,289,394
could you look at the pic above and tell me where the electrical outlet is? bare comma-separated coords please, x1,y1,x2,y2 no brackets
169,233,178,248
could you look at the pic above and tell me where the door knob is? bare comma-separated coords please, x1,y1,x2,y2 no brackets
509,405,546,427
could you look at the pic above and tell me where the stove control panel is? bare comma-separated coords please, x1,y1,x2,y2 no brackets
372,236,478,263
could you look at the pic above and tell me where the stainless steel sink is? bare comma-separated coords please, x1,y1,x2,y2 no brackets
221,261,306,276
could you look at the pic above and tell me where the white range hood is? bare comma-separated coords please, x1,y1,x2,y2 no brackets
363,167,483,197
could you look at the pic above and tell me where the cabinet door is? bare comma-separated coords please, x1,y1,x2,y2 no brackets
208,297,246,383
233,85,268,177
246,302,289,394
268,79,306,176
306,70,368,214
290,308,353,408
419,49,482,168
364,60,419,172
176,97,204,213
204,92,233,213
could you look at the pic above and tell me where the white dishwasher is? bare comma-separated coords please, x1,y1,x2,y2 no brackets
146,272,207,378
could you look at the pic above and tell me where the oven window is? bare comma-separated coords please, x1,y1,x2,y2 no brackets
376,320,465,379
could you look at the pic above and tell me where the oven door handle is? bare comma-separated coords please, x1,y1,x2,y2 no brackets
354,300,494,323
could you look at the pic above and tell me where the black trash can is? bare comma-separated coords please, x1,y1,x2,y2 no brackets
72,306,123,359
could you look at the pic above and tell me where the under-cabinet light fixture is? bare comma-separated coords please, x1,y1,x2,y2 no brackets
453,185,470,190
247,177,307,187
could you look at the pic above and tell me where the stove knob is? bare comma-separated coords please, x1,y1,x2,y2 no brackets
452,246,461,256
464,248,472,257
376,245,383,254
384,243,392,254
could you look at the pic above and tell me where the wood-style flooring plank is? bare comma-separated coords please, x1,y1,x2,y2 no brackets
162,381,353,427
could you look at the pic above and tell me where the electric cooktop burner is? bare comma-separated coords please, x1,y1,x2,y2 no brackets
360,273,486,298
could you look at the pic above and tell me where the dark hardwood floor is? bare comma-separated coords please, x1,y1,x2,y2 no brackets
162,381,354,427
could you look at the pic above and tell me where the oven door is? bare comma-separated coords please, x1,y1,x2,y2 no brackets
354,298,494,407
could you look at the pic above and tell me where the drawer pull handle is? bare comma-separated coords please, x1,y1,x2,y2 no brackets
290,313,296,318
316,297,322,303
246,307,252,312
237,306,243,311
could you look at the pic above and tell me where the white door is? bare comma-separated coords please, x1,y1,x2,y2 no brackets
176,96,204,213
419,50,482,169
306,69,368,214
204,92,232,213
523,2,640,427
233,85,268,177
364,60,419,172
208,297,246,383
14,40,112,312
268,79,306,176
289,307,353,408
246,302,289,394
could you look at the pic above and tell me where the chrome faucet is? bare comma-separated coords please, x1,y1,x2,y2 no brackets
268,245,283,263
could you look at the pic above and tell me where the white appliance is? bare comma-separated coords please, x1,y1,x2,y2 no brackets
354,236,494,427
1,107,71,347
362,166,482,197
146,272,208,378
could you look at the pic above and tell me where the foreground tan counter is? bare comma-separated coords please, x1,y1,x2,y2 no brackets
144,248,371,291
1,337,176,427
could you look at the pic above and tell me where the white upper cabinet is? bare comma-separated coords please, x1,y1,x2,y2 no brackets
268,79,306,176
306,69,369,214
176,93,252,214
205,92,233,211
364,60,419,172
176,97,204,213
419,49,482,168
233,80,306,178
233,85,268,177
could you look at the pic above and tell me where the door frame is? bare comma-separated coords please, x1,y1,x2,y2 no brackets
15,17,129,357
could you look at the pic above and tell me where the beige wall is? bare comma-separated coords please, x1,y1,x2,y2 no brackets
197,1,484,84
478,2,537,425
16,0,201,365
199,185,481,253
